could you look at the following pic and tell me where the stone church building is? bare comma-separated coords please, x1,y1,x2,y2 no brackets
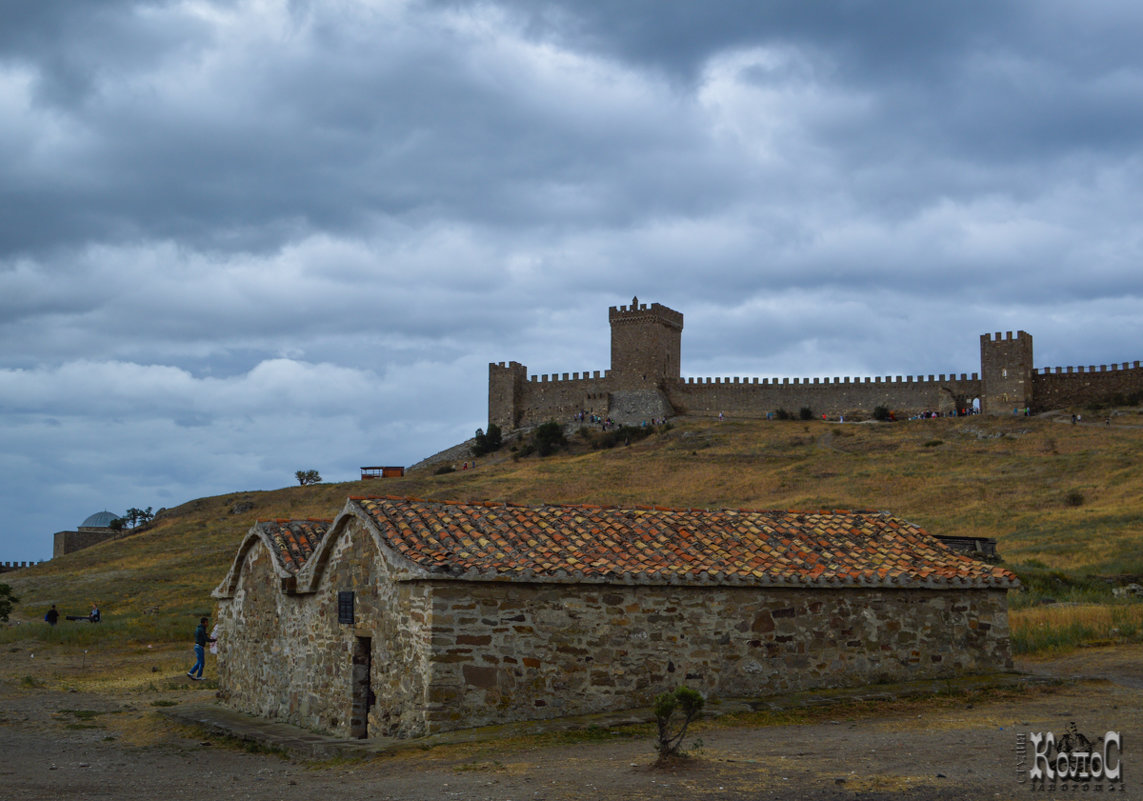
213,497,1016,740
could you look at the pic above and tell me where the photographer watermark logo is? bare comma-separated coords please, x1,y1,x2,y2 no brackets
1016,723,1123,792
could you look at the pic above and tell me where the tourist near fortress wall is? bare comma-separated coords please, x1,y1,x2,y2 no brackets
490,297,1143,430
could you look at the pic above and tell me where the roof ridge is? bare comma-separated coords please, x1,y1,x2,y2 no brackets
259,518,333,525
349,495,888,517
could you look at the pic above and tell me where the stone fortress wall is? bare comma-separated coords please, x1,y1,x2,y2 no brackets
0,561,43,574
53,529,124,558
490,298,1143,431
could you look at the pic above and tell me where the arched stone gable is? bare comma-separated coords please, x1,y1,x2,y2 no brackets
213,528,295,600
293,500,434,594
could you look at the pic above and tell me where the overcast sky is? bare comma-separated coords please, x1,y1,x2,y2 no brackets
3,0,1142,561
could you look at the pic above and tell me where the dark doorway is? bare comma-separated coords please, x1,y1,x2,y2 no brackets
350,636,373,739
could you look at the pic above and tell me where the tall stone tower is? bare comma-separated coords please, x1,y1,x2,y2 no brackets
608,297,683,388
979,330,1033,414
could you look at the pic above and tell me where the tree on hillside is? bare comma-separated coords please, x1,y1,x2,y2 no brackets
124,507,154,528
471,423,503,457
295,469,322,486
533,421,567,457
0,583,18,623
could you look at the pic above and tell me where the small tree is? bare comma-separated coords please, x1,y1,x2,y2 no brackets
653,685,705,761
124,506,155,528
873,405,892,422
471,423,503,458
798,406,814,421
486,423,502,452
0,583,18,623
295,469,322,486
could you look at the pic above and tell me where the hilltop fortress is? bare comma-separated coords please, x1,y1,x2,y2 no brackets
490,297,1143,430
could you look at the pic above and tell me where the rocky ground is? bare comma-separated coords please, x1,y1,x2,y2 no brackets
1,643,1139,801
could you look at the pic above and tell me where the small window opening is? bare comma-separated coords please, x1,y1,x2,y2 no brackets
338,590,355,624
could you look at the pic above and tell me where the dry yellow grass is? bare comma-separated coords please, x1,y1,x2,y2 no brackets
4,412,1142,654
1011,603,1143,653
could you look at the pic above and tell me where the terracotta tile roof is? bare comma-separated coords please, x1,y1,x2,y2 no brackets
255,519,329,575
349,497,1017,589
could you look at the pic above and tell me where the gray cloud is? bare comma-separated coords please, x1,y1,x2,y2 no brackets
2,0,1142,560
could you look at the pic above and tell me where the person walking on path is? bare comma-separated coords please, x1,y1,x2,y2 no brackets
44,604,59,626
187,616,216,680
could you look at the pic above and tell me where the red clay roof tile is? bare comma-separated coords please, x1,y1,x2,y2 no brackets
255,519,329,574
347,497,1017,589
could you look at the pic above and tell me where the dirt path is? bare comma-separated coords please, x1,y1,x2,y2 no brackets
1,645,1140,801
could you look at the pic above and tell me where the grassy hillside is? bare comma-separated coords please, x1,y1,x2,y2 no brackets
5,412,1143,650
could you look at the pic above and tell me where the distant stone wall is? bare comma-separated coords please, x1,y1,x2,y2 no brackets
666,374,981,419
0,561,42,574
53,529,121,558
421,582,1011,735
1033,361,1143,410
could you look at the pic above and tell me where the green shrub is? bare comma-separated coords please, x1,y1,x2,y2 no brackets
873,406,892,422
653,685,705,760
0,583,18,623
533,421,566,457
798,407,814,421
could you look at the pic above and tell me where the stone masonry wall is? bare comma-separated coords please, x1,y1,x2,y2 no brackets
421,582,1011,734
1033,362,1143,410
494,369,986,430
665,374,982,419
609,302,683,384
53,529,122,557
216,521,434,739
980,331,1034,414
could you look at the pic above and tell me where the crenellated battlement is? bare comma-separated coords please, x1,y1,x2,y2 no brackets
608,301,684,331
980,330,1031,344
0,560,42,573
1035,361,1142,375
490,298,1143,429
529,370,609,383
679,373,979,387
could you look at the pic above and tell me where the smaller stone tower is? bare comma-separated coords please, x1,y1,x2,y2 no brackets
608,297,683,388
979,331,1034,414
488,361,528,431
